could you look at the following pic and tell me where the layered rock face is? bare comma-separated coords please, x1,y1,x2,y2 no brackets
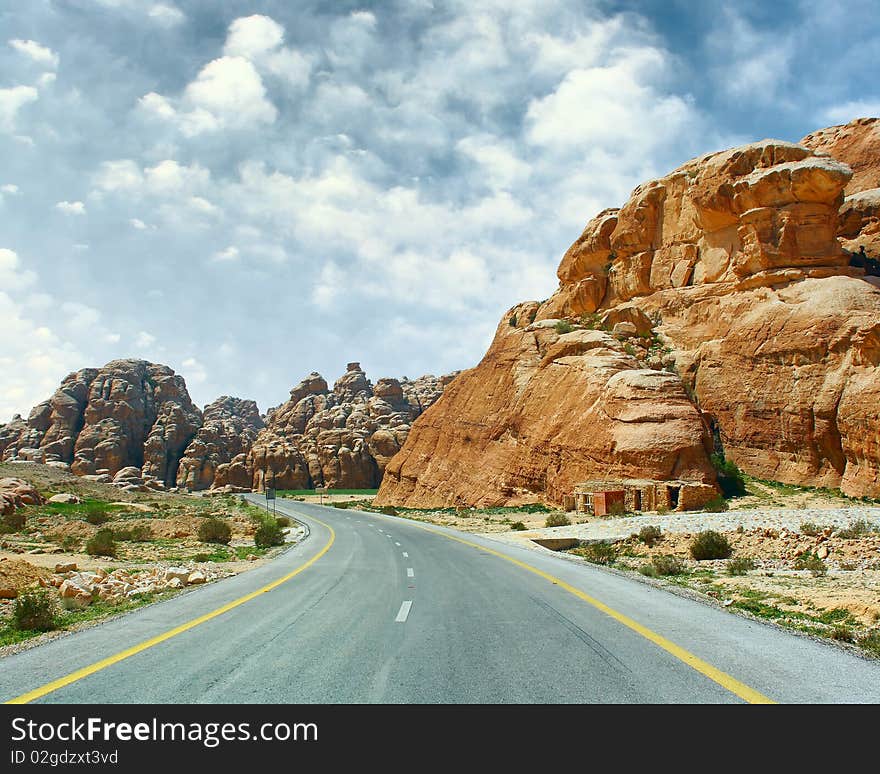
247,363,454,491
1,360,202,488
802,118,880,257
176,397,264,491
378,126,880,506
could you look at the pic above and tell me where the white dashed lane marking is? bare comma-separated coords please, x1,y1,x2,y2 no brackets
406,568,414,578
395,601,412,623
402,552,409,558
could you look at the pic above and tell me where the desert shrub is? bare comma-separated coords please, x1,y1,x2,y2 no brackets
379,506,398,517
2,510,26,531
554,319,574,334
793,551,827,576
197,518,232,545
652,554,686,576
84,509,110,525
85,529,116,557
830,626,856,643
858,629,880,657
607,500,627,517
59,535,79,551
726,556,755,576
638,525,663,547
112,524,153,542
510,521,527,531
689,530,732,560
710,453,746,497
13,587,57,632
508,314,517,327
837,519,877,539
800,522,823,537
545,513,571,528
639,564,658,578
701,495,729,513
275,516,291,528
580,542,617,565
624,343,636,356
254,519,285,548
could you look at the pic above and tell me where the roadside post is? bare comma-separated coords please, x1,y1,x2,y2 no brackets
316,486,325,506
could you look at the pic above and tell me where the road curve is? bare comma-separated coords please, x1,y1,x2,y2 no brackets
2,496,880,703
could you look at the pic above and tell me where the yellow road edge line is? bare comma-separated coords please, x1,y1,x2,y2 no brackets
6,517,336,705
369,510,776,705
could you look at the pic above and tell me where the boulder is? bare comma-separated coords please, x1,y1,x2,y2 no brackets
48,493,80,504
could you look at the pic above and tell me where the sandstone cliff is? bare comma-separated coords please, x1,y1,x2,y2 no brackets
378,121,880,507
1,359,202,488
247,363,455,491
175,396,264,491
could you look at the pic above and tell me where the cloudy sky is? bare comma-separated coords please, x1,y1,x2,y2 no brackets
1,0,878,420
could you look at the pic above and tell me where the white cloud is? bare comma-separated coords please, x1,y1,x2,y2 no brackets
0,248,37,290
130,218,148,229
212,246,240,262
141,56,277,136
37,72,56,89
223,14,311,88
55,200,86,215
187,196,217,215
144,159,210,193
1,184,19,194
0,85,38,131
61,301,102,331
820,99,880,125
224,15,285,59
456,135,531,190
148,3,185,26
9,39,59,69
181,356,207,385
95,159,143,191
134,331,157,349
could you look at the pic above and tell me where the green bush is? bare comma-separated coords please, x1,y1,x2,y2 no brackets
509,314,517,327
2,510,26,531
726,556,755,576
638,525,663,547
84,509,110,525
545,513,571,528
554,320,574,334
800,522,823,537
254,520,285,548
275,516,291,528
197,517,232,545
379,506,398,517
580,542,617,565
652,554,686,576
510,521,527,531
85,529,116,557
13,587,57,632
793,551,826,576
112,524,153,542
689,530,732,560
710,453,746,498
858,629,880,656
837,519,877,539
639,563,658,578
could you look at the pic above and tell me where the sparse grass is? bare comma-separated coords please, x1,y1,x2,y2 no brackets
651,554,686,576
638,525,663,547
85,528,116,557
13,587,57,632
254,518,285,548
639,564,658,577
111,524,153,542
837,519,878,539
545,513,570,528
726,556,755,576
1,510,26,531
275,516,291,528
554,320,574,334
859,630,880,657
379,506,398,517
575,542,618,565
800,522,825,536
689,530,732,560
700,495,729,512
793,551,827,576
510,521,527,531
197,517,232,545
710,453,746,497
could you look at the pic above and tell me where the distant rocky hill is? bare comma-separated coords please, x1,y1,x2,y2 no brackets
0,359,455,493
244,363,455,491
377,118,880,508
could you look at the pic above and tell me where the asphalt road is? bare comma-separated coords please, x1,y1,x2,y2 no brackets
2,496,880,704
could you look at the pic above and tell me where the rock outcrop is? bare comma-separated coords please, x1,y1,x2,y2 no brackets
378,123,880,507
0,477,44,516
247,364,454,490
802,118,880,258
1,360,202,488
176,397,264,491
